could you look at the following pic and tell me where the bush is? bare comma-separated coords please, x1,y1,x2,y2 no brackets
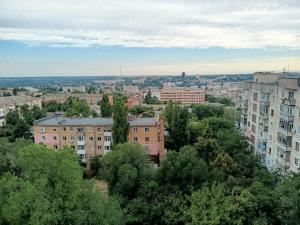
8,135,16,142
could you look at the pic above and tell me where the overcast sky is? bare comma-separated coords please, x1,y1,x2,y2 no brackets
0,0,299,76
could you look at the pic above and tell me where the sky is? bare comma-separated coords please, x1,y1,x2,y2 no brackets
0,0,300,76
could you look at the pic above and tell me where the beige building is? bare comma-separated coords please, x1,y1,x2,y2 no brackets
160,88,205,105
33,116,165,168
241,72,300,174
0,96,42,127
42,93,103,105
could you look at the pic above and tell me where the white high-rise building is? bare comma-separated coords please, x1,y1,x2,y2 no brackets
241,72,300,174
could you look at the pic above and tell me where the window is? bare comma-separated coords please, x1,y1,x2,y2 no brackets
145,127,150,132
296,142,300,151
77,128,83,132
104,146,110,151
133,127,138,132
71,145,75,149
104,128,111,132
253,92,258,101
78,136,84,141
89,136,94,141
53,145,58,149
271,109,274,117
62,136,67,141
251,125,256,133
295,158,299,166
104,136,111,141
63,127,66,132
70,127,74,132
97,127,101,132
40,128,45,133
268,148,272,154
70,136,74,141
41,135,46,141
145,137,150,142
252,114,256,123
53,136,57,141
134,137,138,142
97,146,102,150
288,91,294,100
252,103,257,112
53,128,57,132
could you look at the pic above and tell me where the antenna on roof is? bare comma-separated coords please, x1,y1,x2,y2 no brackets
119,64,122,77
288,57,291,74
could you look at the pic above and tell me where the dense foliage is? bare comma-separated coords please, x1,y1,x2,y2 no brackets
129,105,155,118
98,103,300,225
42,97,97,117
5,104,47,141
205,94,235,106
112,96,130,145
0,140,124,225
100,93,113,117
144,90,160,104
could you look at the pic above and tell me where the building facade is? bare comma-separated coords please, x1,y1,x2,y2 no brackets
160,88,205,105
0,96,42,127
241,72,300,174
33,116,165,168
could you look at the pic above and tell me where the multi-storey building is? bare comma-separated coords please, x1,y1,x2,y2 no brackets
0,96,42,127
160,88,205,105
241,72,300,174
42,93,113,105
33,116,165,167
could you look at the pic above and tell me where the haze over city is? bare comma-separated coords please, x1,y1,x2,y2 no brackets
1,0,300,76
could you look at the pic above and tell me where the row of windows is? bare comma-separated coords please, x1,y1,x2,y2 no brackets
133,136,150,142
52,145,110,151
41,135,110,142
42,127,151,133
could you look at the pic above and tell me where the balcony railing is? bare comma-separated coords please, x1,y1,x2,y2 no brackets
282,98,296,106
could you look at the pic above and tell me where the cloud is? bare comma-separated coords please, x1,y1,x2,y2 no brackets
0,0,299,49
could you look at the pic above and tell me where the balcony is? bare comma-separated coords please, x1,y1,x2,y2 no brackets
278,127,293,137
104,141,111,146
280,112,294,122
282,98,296,106
260,111,268,118
77,140,85,145
77,149,86,155
104,131,112,136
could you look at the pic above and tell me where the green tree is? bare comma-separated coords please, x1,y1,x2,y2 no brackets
12,87,18,95
32,105,47,120
13,119,32,139
5,110,20,127
101,93,112,117
188,183,259,225
112,97,130,145
158,146,208,193
165,103,190,150
101,143,152,199
192,104,224,120
0,144,124,225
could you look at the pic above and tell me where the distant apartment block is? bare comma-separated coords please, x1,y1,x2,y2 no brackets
42,93,111,105
33,116,165,167
126,94,144,108
0,96,42,127
240,72,300,174
160,88,205,104
123,85,140,96
62,85,86,93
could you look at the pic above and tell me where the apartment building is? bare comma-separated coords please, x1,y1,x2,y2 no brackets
33,116,165,168
160,88,205,104
0,96,42,127
42,93,110,105
241,72,300,174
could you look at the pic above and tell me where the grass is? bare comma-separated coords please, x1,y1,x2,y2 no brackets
93,179,108,195
0,137,9,145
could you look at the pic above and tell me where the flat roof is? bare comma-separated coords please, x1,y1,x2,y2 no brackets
34,116,157,127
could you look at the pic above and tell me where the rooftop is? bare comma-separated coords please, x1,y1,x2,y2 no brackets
34,116,157,127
